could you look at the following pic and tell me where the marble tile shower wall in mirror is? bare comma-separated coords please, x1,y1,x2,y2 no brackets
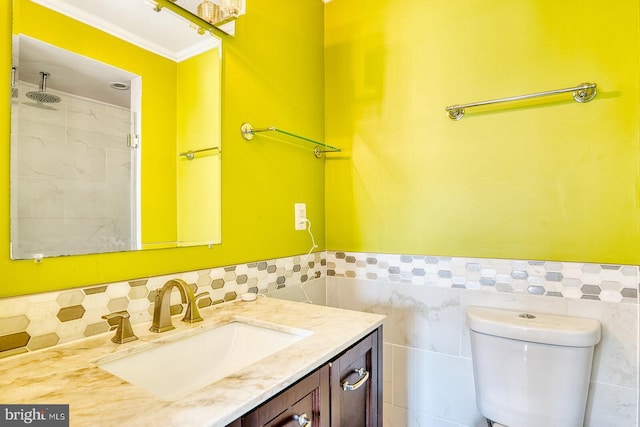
10,0,222,260
11,35,139,258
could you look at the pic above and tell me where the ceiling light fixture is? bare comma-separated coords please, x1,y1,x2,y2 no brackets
110,82,130,91
195,0,241,25
153,0,245,36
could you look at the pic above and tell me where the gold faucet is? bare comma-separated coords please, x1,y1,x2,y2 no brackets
150,278,203,333
102,311,138,344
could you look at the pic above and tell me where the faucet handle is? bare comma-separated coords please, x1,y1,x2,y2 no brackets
195,291,210,306
102,311,138,344
182,291,206,324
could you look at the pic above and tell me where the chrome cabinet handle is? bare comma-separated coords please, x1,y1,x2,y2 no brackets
341,367,370,391
295,413,311,427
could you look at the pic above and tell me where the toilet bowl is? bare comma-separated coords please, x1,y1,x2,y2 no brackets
467,306,601,427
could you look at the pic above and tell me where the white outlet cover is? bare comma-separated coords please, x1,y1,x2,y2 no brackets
295,203,306,230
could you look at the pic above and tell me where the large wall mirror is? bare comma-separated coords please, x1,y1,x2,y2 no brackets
10,0,222,260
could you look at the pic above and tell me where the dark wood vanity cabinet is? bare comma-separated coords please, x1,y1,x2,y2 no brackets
329,327,382,426
242,365,329,427
230,326,382,427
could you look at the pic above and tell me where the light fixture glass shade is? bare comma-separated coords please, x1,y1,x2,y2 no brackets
196,1,216,23
220,0,241,17
195,0,241,24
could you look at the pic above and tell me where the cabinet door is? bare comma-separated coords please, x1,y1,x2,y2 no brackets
262,391,315,427
242,365,329,427
330,327,382,427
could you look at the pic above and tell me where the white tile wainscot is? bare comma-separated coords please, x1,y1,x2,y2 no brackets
327,274,639,427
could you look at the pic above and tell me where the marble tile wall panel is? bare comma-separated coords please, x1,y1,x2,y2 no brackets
66,99,131,138
383,403,463,427
11,82,134,258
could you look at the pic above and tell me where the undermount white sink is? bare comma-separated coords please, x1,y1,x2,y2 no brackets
94,319,311,401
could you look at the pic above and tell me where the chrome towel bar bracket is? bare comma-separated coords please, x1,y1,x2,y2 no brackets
179,146,220,160
445,82,597,120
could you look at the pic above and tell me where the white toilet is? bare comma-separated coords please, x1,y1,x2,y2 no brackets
467,306,601,427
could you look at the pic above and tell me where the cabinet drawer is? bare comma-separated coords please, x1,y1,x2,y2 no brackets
263,390,314,427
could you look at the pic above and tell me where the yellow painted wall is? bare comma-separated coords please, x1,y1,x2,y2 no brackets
325,0,640,264
220,0,326,260
0,0,325,297
176,48,222,245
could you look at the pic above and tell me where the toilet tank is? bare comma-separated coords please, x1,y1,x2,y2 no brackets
467,306,601,427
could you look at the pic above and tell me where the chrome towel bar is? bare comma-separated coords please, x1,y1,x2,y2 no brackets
445,82,597,120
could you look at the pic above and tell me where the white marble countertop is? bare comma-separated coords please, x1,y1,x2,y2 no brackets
0,297,385,426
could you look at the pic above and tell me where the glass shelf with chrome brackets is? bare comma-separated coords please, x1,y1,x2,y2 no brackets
241,122,341,158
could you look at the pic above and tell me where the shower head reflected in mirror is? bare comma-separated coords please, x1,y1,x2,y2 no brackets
25,71,61,104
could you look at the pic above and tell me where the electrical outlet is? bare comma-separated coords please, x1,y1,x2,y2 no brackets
294,203,307,230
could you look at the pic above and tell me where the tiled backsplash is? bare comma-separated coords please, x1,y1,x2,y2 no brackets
1,251,638,359
0,253,324,358
327,252,639,304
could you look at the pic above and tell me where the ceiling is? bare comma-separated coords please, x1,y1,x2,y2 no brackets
30,0,221,61
14,0,222,107
14,35,138,108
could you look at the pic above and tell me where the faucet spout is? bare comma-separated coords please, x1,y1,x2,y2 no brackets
150,278,203,333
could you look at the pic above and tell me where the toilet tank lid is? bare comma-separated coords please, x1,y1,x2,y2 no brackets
467,306,601,347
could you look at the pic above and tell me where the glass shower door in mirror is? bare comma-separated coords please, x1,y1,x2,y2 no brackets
10,35,141,259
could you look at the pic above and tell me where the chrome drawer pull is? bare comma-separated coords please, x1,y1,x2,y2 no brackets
341,367,370,391
295,413,311,427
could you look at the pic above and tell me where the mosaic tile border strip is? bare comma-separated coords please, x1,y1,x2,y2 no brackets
0,253,325,359
2,251,637,359
327,252,639,304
